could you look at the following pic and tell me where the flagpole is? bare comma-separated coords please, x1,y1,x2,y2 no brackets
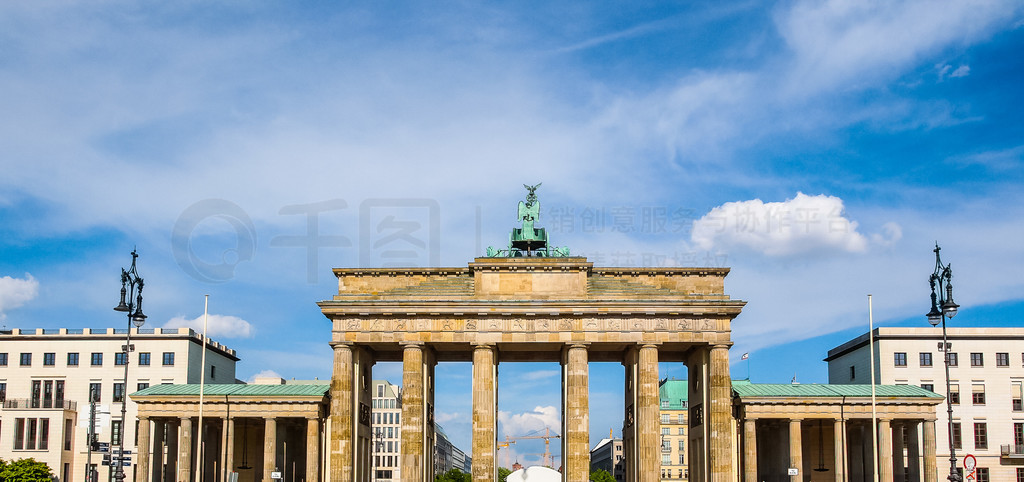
869,294,879,482
195,295,210,482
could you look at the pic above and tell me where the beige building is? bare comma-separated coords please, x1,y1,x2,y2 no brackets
372,379,402,482
659,379,688,481
0,327,238,482
826,327,1024,482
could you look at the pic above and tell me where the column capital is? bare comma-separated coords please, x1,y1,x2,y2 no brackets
789,418,803,423
329,341,354,348
138,415,150,421
711,343,733,350
565,342,591,349
399,340,425,348
638,342,662,349
471,342,497,350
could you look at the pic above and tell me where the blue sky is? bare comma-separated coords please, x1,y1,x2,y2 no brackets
2,0,1024,467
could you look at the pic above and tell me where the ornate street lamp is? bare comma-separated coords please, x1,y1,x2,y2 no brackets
927,243,960,482
113,249,147,481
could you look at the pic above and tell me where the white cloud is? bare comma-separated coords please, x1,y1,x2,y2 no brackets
521,370,560,381
247,370,282,383
691,193,869,256
164,313,254,338
0,273,39,321
498,406,560,437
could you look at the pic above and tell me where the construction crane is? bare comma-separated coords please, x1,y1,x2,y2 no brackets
505,427,561,468
497,436,516,469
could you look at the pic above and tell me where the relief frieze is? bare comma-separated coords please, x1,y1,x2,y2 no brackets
340,316,723,334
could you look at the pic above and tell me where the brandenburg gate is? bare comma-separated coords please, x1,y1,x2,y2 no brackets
319,186,746,482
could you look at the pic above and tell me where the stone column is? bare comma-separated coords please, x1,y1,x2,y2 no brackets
834,419,846,482
152,419,165,482
562,343,589,482
472,344,497,482
223,417,234,482
789,419,802,482
307,417,320,482
879,419,894,482
264,417,278,481
329,342,354,482
743,419,757,482
137,416,151,482
907,422,921,482
637,344,660,482
166,419,178,482
178,417,193,482
622,348,638,482
709,344,733,482
922,421,937,482
401,342,427,482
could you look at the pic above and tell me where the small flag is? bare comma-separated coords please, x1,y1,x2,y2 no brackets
741,352,749,360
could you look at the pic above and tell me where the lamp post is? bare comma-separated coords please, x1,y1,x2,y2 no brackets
113,249,147,481
927,243,960,482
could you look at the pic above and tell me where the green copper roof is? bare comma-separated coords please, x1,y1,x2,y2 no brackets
131,383,329,398
659,379,688,409
733,383,942,399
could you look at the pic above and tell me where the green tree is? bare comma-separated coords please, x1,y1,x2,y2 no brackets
590,468,615,482
498,466,512,482
435,468,471,482
0,458,54,482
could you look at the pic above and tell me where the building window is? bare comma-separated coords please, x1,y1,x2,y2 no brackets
661,399,669,408
1014,422,1023,448
113,383,125,403
0,382,6,402
677,414,685,424
952,423,962,449
1017,468,1024,482
971,353,984,367
65,419,73,451
678,439,685,451
920,352,932,367
115,353,127,366
997,353,1010,366
1013,382,1023,411
162,352,175,366
90,353,102,366
139,352,150,366
43,353,55,366
0,352,7,365
661,454,671,465
977,468,989,482
39,419,49,450
678,427,685,435
662,438,670,452
67,353,79,366
89,383,101,402
661,427,670,435
20,353,31,366
974,422,987,449
922,383,934,392
894,352,907,367
111,420,122,445
138,382,149,392
850,366,856,380
661,414,670,424
947,352,958,367
210,365,216,379
972,384,986,405
679,454,685,465
950,384,960,404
